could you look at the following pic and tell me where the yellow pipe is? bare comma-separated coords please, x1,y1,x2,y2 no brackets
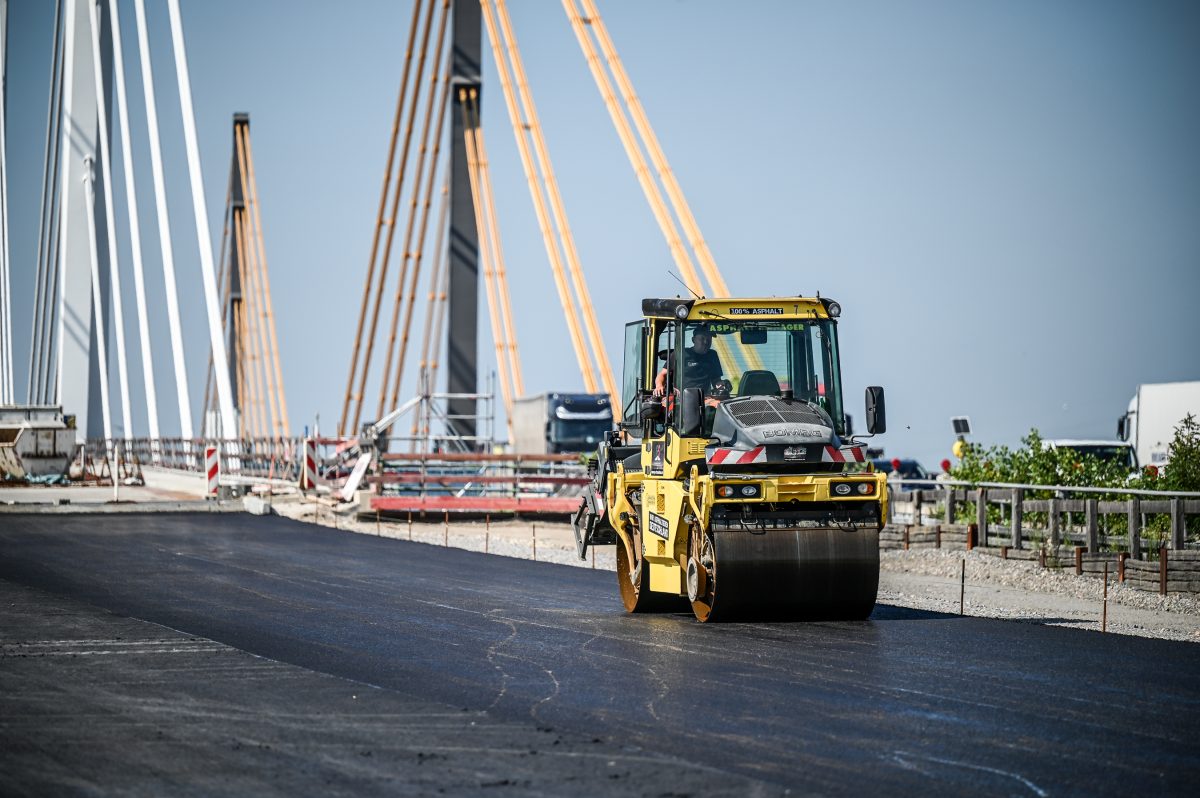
480,0,597,394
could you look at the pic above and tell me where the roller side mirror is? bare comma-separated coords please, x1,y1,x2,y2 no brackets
865,386,886,435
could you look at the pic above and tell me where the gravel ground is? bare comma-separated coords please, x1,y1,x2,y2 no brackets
274,498,1200,643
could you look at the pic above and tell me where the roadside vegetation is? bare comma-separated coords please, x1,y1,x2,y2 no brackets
946,414,1200,548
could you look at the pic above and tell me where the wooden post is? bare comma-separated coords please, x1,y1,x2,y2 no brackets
959,558,965,616
1160,546,1168,596
1085,499,1098,553
1118,551,1128,583
903,525,910,551
1049,497,1060,549
914,490,923,527
1171,498,1184,550
1128,496,1141,560
935,524,942,549
946,488,956,525
1075,546,1084,576
1102,561,1108,634
1011,488,1023,549
976,488,988,548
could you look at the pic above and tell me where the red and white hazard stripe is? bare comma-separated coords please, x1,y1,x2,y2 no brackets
707,446,766,465
822,445,866,463
205,446,219,497
301,438,321,490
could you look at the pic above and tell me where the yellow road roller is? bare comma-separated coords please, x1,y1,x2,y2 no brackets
572,296,888,622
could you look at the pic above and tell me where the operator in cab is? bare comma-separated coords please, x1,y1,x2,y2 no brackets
653,324,727,408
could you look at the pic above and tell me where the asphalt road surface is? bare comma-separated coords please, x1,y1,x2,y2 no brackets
1,513,1197,796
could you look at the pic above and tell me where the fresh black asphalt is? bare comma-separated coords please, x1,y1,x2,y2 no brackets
1,512,1197,795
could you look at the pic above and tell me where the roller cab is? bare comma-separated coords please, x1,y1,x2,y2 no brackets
572,296,888,621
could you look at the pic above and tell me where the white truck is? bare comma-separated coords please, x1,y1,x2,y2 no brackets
1117,381,1200,470
510,393,612,455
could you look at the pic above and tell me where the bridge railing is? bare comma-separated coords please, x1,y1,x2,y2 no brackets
84,437,307,483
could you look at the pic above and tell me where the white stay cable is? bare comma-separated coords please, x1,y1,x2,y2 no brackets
133,0,193,438
0,0,13,404
87,0,132,441
81,158,113,451
166,0,236,443
109,0,160,444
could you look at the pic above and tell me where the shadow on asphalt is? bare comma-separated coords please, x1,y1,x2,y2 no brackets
869,603,963,622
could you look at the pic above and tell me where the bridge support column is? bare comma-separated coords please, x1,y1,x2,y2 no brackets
447,0,481,444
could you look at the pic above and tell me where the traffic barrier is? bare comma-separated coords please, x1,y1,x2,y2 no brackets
301,438,319,490
205,446,219,497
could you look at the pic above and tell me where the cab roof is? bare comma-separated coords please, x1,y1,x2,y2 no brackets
641,296,838,320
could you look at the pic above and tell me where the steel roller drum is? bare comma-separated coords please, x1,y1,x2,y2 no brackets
705,527,879,621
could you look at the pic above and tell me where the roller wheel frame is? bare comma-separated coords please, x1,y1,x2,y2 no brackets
615,539,688,614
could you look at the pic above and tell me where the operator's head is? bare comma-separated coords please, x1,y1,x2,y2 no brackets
691,325,713,352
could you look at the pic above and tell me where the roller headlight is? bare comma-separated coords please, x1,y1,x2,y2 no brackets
675,304,691,319
857,483,873,495
826,301,841,318
740,485,760,498
834,483,852,496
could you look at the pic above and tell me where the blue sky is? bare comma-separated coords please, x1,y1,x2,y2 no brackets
5,0,1199,469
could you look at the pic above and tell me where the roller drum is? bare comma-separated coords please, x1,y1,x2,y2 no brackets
704,527,879,621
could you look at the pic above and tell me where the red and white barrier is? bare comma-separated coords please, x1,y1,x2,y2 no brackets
301,438,320,490
205,446,219,497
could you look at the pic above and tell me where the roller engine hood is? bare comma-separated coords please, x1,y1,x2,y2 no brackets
710,396,839,450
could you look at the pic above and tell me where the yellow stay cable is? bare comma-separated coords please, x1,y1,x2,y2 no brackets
580,0,729,299
235,126,282,438
566,0,761,378
468,88,524,398
412,182,449,446
561,0,701,298
347,0,438,435
340,0,427,437
423,243,451,450
493,0,614,403
479,0,597,395
231,215,256,437
460,88,516,442
240,123,290,436
389,41,454,413
377,0,451,421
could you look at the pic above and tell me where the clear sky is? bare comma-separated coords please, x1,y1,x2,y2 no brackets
5,0,1199,469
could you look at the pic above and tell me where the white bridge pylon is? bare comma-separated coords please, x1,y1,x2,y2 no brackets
23,0,236,445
